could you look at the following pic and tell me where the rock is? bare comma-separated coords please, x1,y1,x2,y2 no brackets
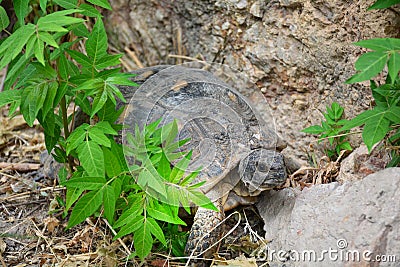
256,168,400,266
338,144,391,183
249,1,263,18
40,150,62,179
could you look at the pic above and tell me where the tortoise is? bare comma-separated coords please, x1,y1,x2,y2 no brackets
120,64,287,262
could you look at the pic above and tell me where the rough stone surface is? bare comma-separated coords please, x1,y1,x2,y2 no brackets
337,144,391,183
256,168,400,266
105,0,400,161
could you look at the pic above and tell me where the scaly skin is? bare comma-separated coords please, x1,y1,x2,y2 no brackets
184,200,224,266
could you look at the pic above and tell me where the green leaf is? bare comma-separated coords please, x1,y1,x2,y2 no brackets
67,189,104,229
147,206,186,225
145,118,162,137
65,187,85,211
165,186,180,207
86,18,108,64
91,88,108,117
346,51,388,84
95,54,122,69
66,124,88,154
169,151,192,184
187,189,218,211
157,152,171,180
161,120,179,146
389,129,400,143
103,147,122,177
178,167,201,187
302,125,325,134
385,106,400,123
97,99,124,123
146,217,166,245
103,185,116,223
86,0,112,10
74,77,104,91
78,3,102,17
42,115,60,150
388,52,400,82
338,141,353,151
341,108,386,131
88,126,111,147
114,197,144,228
42,81,58,118
58,167,68,184
354,38,400,51
387,153,400,167
177,189,190,213
111,177,122,199
14,65,34,89
14,0,30,26
20,83,49,126
111,141,129,172
0,6,10,30
0,90,21,107
105,72,136,86
3,54,29,91
134,223,153,260
70,23,90,37
372,84,392,108
94,121,118,135
114,215,144,239
54,82,69,107
39,31,59,48
330,102,344,120
39,0,48,13
68,49,93,68
368,0,400,10
105,83,126,103
76,140,105,177
74,94,92,115
58,54,69,80
25,35,37,59
53,0,78,9
0,23,35,70
37,9,83,32
137,168,166,196
96,68,121,79
31,61,57,78
62,176,107,190
34,38,45,65
363,115,390,152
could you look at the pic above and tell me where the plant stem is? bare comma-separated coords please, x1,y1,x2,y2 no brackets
60,96,70,138
60,96,74,171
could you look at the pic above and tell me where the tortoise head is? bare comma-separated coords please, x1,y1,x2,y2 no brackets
238,149,287,194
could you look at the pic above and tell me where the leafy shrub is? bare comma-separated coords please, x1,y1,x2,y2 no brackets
0,0,214,260
303,0,400,167
302,102,352,160
342,0,400,166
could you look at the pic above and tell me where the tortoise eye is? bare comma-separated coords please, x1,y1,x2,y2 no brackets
257,162,269,172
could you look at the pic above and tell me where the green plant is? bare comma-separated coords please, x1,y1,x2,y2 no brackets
302,0,400,167
158,223,188,259
341,0,400,167
0,0,215,260
302,102,352,160
63,119,216,259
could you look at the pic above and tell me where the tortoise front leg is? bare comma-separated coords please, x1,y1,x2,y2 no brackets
185,200,225,266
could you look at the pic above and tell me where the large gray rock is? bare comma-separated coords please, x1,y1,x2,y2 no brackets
256,168,400,266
